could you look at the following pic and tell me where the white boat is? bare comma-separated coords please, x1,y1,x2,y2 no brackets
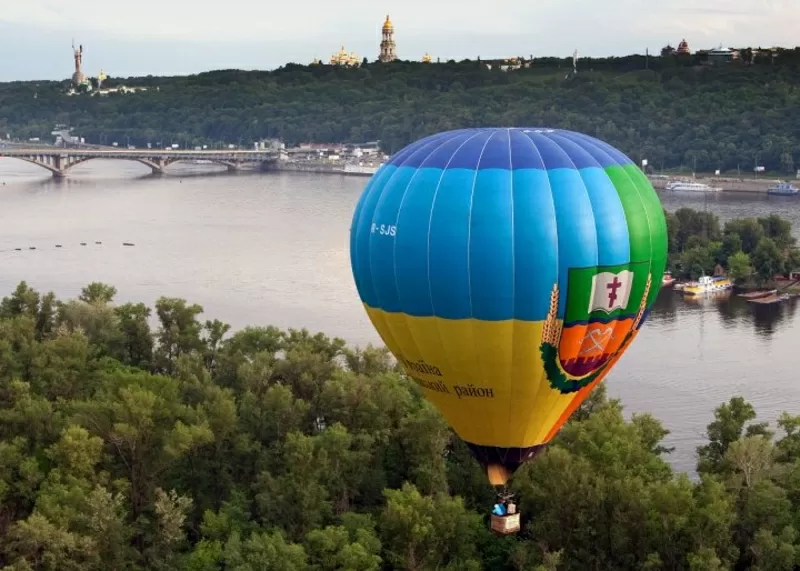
343,164,380,176
767,181,800,196
665,180,721,192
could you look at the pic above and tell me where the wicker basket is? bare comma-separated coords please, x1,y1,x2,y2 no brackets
490,513,521,535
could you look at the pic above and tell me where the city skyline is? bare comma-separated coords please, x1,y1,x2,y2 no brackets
1,0,798,81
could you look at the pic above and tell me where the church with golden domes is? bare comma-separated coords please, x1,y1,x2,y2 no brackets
311,14,436,66
329,46,361,67
311,46,361,67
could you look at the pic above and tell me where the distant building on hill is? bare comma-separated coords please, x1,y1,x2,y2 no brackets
694,45,740,65
379,15,397,62
310,16,438,65
328,46,361,67
482,57,532,72
706,46,739,63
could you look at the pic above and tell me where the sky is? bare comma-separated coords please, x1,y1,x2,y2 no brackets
1,0,798,81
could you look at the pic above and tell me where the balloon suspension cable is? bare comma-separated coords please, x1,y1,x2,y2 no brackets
496,485,515,504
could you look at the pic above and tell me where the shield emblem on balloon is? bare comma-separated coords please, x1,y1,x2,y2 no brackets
540,261,653,395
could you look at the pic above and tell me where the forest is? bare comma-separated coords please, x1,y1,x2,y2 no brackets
2,268,800,570
2,49,800,173
665,209,800,283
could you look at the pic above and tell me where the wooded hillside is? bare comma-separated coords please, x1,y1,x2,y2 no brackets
2,51,800,173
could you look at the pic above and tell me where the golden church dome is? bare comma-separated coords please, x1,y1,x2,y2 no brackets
382,15,393,31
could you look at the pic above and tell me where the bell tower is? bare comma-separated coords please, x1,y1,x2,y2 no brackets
379,15,397,62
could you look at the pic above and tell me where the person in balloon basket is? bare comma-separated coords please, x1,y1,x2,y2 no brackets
492,500,516,517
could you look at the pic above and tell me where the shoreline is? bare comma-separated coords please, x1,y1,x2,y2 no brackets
272,163,793,192
270,161,376,177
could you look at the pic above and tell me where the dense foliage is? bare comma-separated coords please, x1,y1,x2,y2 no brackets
3,51,800,172
2,279,800,570
665,209,800,283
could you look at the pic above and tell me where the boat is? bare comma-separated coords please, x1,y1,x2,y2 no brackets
767,181,800,196
681,275,733,295
665,180,721,192
748,293,790,305
662,271,676,287
738,289,777,299
343,164,380,176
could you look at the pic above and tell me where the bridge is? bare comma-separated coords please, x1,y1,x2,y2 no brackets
0,147,291,177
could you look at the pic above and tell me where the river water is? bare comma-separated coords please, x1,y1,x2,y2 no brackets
1,159,798,475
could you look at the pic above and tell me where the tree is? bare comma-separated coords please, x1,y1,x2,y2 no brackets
758,214,795,250
751,237,786,282
379,482,483,571
697,397,770,475
728,251,754,283
680,245,715,278
724,218,764,254
719,233,743,266
78,283,117,305
4,279,800,570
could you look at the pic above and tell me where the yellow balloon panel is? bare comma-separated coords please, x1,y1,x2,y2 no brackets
364,305,582,448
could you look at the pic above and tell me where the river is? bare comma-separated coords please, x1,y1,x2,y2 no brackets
1,159,799,475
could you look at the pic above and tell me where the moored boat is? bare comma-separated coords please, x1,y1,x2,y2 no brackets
748,293,790,305
681,275,732,295
665,180,721,192
343,163,381,176
767,181,800,196
738,289,777,299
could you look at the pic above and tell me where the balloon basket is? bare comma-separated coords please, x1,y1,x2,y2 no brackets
490,512,521,535
490,492,520,535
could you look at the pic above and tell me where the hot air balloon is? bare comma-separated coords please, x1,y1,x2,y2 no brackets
349,128,667,534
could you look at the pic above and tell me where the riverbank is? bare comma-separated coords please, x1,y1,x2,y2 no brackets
270,161,376,177
270,162,790,192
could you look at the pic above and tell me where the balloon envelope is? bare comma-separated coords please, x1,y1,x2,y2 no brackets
349,128,667,485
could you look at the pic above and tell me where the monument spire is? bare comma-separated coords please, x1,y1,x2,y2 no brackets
71,40,88,87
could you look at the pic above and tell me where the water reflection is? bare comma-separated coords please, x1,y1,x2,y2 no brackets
714,295,748,329
677,290,731,309
749,298,798,338
663,287,799,339
650,288,678,323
